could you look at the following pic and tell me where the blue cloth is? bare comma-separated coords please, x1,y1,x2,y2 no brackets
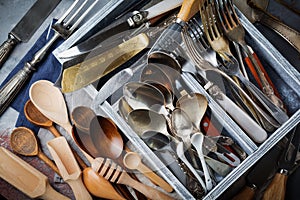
1,20,64,133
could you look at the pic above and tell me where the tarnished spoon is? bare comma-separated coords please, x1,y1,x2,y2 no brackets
123,151,173,192
176,93,208,129
123,81,169,116
127,109,170,137
10,127,60,175
118,97,133,120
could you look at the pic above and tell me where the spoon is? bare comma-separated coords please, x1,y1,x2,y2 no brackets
127,109,170,137
24,100,60,137
176,141,206,194
123,81,169,116
10,127,60,175
71,106,96,133
90,115,124,159
24,100,87,169
47,137,92,200
191,133,213,191
123,151,173,193
143,81,175,111
118,97,133,120
176,93,208,129
140,63,174,93
29,80,93,163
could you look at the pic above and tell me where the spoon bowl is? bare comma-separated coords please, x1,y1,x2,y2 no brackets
71,106,96,133
10,127,60,175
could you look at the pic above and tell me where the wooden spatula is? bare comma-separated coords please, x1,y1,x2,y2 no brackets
0,147,70,200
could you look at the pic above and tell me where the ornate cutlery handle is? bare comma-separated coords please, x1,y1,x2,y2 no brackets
0,34,19,68
0,62,34,115
0,33,59,116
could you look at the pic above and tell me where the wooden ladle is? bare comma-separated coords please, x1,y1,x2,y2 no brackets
10,127,60,175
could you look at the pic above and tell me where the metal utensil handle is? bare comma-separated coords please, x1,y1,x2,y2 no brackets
0,34,19,68
0,33,59,116
0,62,34,115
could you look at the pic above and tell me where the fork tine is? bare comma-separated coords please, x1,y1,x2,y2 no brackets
57,0,81,24
69,0,99,32
64,0,89,26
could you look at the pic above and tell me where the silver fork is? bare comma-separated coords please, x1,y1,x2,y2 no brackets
199,0,289,126
0,0,99,115
213,0,286,112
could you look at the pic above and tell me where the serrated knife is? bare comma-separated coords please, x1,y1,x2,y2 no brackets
0,0,61,68
58,0,183,59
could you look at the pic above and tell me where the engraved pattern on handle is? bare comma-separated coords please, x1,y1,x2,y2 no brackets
0,34,18,67
0,62,34,115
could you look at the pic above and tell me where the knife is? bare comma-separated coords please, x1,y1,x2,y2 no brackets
61,33,149,93
0,0,61,68
58,0,183,59
262,124,300,200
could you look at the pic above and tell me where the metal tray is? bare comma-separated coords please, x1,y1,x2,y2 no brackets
56,5,300,200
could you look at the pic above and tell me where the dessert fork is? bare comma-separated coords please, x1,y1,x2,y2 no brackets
213,0,285,111
92,157,173,200
0,0,99,115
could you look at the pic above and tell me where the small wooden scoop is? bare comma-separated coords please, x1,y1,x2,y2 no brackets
47,137,92,200
10,127,60,175
0,147,70,200
123,151,173,193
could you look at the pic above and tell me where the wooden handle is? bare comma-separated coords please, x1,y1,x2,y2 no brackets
177,0,201,22
123,173,173,200
48,125,87,169
37,151,61,176
232,186,255,200
41,181,70,200
262,173,287,200
66,177,92,200
138,163,173,193
0,34,18,68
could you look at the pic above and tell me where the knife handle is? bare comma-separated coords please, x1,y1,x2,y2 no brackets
232,186,256,200
0,62,34,116
262,172,287,200
208,84,268,143
0,34,19,68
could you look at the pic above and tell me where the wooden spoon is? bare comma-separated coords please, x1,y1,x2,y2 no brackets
24,100,60,137
24,99,87,168
123,151,173,192
10,127,60,175
0,147,70,200
29,80,93,163
47,136,92,200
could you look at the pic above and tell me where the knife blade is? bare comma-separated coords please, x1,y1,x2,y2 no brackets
262,124,300,200
0,0,61,68
61,33,149,93
58,0,183,59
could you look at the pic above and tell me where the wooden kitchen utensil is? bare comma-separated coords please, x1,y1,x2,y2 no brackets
0,147,70,200
47,136,92,200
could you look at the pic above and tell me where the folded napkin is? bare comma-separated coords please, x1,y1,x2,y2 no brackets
0,20,64,133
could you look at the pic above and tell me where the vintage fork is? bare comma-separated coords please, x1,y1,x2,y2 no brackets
213,0,285,112
92,157,173,200
0,0,99,115
199,0,288,125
